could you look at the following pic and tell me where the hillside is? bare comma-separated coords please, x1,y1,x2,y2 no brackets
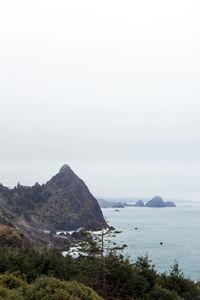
0,224,32,249
0,165,105,248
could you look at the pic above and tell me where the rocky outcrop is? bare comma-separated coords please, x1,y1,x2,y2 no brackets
40,165,105,230
97,197,176,209
145,196,165,207
134,200,144,207
145,196,176,207
0,165,106,249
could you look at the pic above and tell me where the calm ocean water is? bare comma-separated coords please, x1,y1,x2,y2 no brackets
102,203,200,282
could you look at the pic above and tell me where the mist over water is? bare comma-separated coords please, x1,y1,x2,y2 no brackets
102,202,200,282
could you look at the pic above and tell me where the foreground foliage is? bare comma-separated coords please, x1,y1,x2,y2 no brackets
0,247,199,299
0,272,103,300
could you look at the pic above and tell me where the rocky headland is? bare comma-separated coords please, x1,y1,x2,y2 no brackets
0,165,106,250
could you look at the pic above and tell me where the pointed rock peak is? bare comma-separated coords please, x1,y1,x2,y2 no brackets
135,200,144,207
145,195,165,207
59,164,72,173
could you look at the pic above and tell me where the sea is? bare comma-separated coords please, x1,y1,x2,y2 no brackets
101,201,200,282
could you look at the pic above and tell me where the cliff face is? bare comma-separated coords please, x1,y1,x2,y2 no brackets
0,165,106,247
41,165,105,230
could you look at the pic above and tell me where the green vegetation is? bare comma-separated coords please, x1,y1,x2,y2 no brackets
0,245,199,299
0,215,13,227
0,225,32,249
2,183,50,215
0,272,103,299
0,219,199,299
0,165,106,237
0,167,198,298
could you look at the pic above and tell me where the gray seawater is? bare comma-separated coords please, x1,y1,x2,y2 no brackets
102,204,200,282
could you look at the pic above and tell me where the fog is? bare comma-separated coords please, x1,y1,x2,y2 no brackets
0,1,200,200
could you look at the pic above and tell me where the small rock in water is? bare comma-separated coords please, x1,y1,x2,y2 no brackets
160,242,163,245
135,227,138,230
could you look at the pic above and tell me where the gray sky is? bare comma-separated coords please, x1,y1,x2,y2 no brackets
0,0,200,200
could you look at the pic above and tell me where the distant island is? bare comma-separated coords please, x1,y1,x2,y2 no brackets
142,196,176,207
98,196,176,208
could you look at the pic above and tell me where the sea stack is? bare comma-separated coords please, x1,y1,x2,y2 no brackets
165,201,176,207
145,196,165,207
134,200,145,207
145,196,176,207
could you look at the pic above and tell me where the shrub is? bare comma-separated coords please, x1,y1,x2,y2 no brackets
26,276,103,300
147,284,183,300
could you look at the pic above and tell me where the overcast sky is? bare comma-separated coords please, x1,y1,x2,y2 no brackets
0,1,200,201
